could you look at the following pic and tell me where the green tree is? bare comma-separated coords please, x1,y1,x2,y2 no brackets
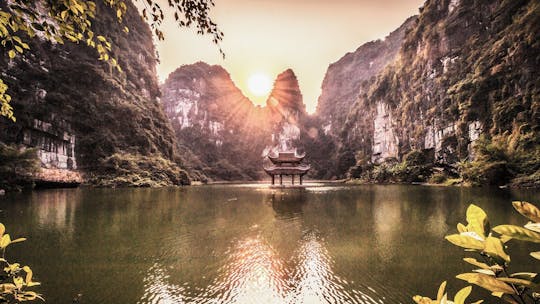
0,0,223,121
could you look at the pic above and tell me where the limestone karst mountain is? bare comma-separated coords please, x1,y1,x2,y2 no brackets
331,0,539,185
0,0,189,187
161,63,308,181
265,69,307,152
1,0,537,187
316,16,417,138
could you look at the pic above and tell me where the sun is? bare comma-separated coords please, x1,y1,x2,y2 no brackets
247,73,272,97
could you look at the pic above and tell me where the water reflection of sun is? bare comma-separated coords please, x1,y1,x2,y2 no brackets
138,233,382,303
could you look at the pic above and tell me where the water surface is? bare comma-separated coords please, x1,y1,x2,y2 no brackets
1,184,539,303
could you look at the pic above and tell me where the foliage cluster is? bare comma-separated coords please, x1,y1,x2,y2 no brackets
415,202,540,304
460,132,540,187
0,144,39,191
0,223,42,303
89,153,190,187
348,150,433,183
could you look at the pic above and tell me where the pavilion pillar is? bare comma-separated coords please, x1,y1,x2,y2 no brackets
292,175,295,185
300,175,303,185
271,175,275,185
279,175,283,185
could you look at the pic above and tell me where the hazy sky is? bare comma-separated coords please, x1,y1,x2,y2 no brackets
153,0,425,113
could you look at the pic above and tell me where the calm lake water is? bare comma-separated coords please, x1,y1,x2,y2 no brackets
1,184,539,304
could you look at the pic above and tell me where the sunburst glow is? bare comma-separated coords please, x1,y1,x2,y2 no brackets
247,73,272,97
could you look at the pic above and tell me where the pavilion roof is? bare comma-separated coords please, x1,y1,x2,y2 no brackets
268,151,306,164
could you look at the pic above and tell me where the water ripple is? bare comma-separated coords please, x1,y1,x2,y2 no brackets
138,232,394,304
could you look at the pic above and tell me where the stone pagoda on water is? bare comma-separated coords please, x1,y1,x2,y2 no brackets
264,150,310,185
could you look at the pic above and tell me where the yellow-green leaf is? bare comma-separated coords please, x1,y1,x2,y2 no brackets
484,236,510,263
0,223,5,237
511,272,540,284
10,237,26,244
0,234,11,248
498,277,533,287
463,258,490,269
466,204,489,237
454,286,472,304
13,276,23,289
524,222,540,233
493,225,540,243
437,281,447,302
446,234,485,250
457,273,515,294
531,252,540,260
513,201,540,222
412,295,434,304
473,269,496,276
8,50,15,59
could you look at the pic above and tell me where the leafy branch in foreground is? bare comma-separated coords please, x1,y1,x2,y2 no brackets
1,0,223,121
414,202,540,304
413,282,483,304
0,223,42,303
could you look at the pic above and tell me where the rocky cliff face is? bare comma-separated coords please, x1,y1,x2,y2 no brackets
265,69,306,152
161,63,307,181
316,16,417,137
0,1,189,187
338,0,539,185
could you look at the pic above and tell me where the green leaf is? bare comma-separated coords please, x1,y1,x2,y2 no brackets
454,286,472,304
484,236,510,263
493,225,540,243
446,234,485,250
512,201,540,222
457,273,515,294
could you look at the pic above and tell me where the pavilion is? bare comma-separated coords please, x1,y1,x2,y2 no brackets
264,151,310,185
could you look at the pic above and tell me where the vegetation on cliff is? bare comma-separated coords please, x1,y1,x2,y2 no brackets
0,1,190,187
336,0,539,186
0,0,222,122
0,143,39,191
